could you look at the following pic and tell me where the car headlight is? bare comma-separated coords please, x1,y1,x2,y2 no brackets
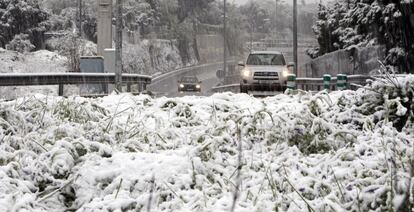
282,67,290,78
242,68,251,78
179,84,184,88
196,84,201,89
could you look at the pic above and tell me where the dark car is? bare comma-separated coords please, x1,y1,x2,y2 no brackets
178,76,201,92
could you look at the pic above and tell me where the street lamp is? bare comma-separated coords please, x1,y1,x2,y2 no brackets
293,0,298,75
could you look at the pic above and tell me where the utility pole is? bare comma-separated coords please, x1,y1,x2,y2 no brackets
275,0,278,36
115,0,123,91
78,0,82,37
223,0,227,78
293,0,298,75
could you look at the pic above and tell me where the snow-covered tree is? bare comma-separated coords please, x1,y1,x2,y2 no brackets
307,3,339,58
123,0,160,35
0,0,50,49
176,0,215,23
309,0,414,73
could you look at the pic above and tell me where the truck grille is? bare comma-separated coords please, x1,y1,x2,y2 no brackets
254,72,278,80
184,85,196,89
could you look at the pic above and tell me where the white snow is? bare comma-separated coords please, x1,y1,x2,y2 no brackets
0,48,72,99
0,75,413,211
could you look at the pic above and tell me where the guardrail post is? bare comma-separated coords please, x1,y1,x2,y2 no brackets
138,82,146,92
127,83,132,92
287,74,296,90
323,74,331,91
337,74,347,91
58,84,64,96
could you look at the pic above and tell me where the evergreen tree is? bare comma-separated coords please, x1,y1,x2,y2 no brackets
307,3,337,58
176,0,215,23
0,0,50,49
309,0,414,72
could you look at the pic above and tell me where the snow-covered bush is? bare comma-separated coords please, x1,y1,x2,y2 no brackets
357,74,414,133
5,34,35,53
47,33,97,72
0,76,413,211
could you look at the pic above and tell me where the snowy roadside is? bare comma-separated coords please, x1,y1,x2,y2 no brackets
0,48,80,99
0,76,413,211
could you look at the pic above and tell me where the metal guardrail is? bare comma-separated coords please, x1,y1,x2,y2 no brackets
0,73,152,96
296,75,371,91
151,62,224,83
211,75,374,93
151,59,237,84
211,83,240,93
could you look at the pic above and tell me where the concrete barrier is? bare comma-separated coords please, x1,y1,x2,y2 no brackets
302,46,386,78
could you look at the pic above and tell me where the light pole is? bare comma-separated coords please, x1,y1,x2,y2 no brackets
223,0,227,79
115,0,123,91
78,0,82,37
275,0,278,36
293,0,298,75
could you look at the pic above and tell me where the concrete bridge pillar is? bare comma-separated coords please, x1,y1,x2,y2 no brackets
97,0,113,56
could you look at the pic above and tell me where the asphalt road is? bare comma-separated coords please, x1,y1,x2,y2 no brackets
148,62,224,97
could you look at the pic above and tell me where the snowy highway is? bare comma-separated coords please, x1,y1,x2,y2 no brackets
148,62,228,97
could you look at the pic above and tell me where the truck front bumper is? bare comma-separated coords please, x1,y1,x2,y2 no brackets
240,80,287,92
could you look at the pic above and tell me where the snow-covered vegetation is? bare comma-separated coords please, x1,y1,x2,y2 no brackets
123,39,190,75
0,48,70,99
0,76,413,211
309,0,414,73
0,48,66,74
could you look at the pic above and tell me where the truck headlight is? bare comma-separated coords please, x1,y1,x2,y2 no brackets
242,69,251,78
196,84,201,89
179,84,184,88
282,68,290,78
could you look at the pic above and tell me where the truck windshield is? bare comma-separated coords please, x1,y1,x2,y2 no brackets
246,54,286,66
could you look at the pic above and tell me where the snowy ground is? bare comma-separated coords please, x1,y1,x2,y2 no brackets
0,76,413,211
0,48,77,99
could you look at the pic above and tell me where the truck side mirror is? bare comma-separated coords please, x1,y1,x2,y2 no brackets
238,61,245,67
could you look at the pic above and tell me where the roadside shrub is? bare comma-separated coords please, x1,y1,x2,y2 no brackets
354,73,414,132
5,34,35,53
